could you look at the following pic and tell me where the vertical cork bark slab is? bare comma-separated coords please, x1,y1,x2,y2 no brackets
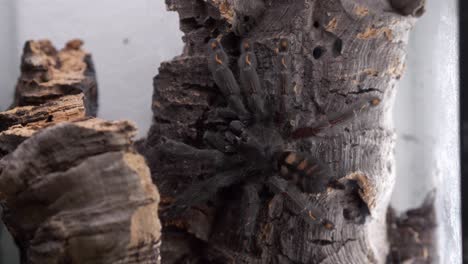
1,39,162,263
144,0,423,263
11,39,98,116
387,193,436,263
1,39,99,159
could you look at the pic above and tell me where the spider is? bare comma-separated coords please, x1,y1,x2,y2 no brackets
159,37,380,244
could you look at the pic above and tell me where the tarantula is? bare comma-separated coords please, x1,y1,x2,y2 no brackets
160,37,380,240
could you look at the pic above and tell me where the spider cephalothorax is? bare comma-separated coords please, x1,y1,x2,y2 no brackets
160,37,380,241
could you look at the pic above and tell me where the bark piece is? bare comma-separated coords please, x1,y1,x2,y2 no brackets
2,38,161,263
11,39,98,116
0,94,87,158
144,0,421,263
0,119,161,264
0,94,86,132
389,0,426,17
387,192,436,263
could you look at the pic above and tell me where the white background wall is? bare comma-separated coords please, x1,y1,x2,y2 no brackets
0,0,460,263
0,1,17,110
392,1,460,263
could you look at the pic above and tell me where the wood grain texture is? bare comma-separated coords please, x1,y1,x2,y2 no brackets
143,0,425,263
0,94,87,158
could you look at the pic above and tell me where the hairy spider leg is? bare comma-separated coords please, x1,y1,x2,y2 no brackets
238,39,268,121
226,120,265,157
275,38,293,133
290,97,381,139
169,170,246,214
158,137,226,167
204,130,236,153
238,183,261,249
268,176,334,230
208,39,250,121
277,151,330,193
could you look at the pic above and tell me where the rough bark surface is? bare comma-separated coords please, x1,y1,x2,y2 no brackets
1,40,162,263
0,94,86,158
143,0,423,263
0,119,161,264
387,193,437,263
10,39,98,116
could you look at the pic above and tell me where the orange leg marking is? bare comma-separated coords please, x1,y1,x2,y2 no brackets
215,54,223,65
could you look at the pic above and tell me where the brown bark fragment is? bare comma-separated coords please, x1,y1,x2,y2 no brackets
354,6,370,18
210,0,235,23
1,38,96,158
357,26,393,40
0,119,161,264
0,94,87,158
11,39,98,116
1,39,161,263
325,17,338,32
0,94,86,131
387,192,436,263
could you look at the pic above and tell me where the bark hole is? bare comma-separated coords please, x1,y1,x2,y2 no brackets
313,46,326,59
333,38,343,57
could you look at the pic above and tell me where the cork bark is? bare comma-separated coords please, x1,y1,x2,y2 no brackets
0,94,86,159
10,39,98,116
387,192,436,263
0,40,161,264
142,0,426,263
